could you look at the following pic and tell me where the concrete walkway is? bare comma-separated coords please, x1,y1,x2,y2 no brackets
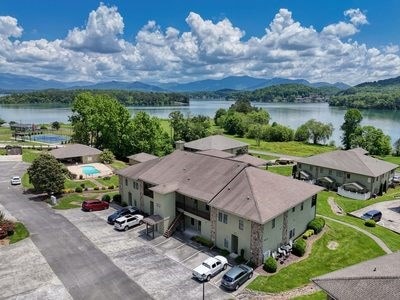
317,214,393,254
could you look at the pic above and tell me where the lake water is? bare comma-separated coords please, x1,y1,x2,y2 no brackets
1,100,399,145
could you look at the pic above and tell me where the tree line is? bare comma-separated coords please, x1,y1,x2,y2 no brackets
0,89,189,106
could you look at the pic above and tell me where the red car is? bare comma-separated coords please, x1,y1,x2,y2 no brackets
82,200,109,212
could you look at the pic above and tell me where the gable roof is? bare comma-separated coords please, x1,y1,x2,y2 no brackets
211,167,323,223
230,154,267,167
127,152,158,163
50,144,102,159
197,149,235,158
118,150,323,224
312,252,400,300
184,135,248,151
298,149,397,177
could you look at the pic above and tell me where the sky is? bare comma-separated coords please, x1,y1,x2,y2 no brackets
0,0,399,85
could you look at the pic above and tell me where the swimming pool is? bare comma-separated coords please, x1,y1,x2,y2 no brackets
82,165,100,176
31,134,69,144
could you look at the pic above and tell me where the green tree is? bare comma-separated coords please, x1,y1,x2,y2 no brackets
214,108,227,126
229,99,255,113
394,138,400,156
352,126,391,155
223,111,246,136
341,109,363,149
51,121,60,131
27,154,66,194
263,124,294,142
131,112,172,156
100,149,115,164
169,111,186,141
301,119,334,144
184,115,211,141
245,109,270,126
294,124,310,142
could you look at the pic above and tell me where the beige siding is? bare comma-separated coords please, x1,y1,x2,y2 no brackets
262,214,284,253
183,212,211,239
119,176,140,207
153,192,176,232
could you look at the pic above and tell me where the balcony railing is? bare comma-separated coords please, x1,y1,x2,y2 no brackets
176,201,210,220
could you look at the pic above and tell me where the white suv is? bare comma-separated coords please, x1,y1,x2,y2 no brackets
114,214,144,231
10,176,21,185
192,255,228,281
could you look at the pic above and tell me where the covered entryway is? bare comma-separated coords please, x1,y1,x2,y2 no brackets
316,176,336,190
142,215,164,239
231,234,238,254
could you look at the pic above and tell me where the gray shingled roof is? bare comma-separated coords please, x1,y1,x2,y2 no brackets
312,252,400,300
230,154,267,167
50,144,102,159
211,167,323,223
184,135,248,151
197,149,235,158
117,150,323,224
298,149,398,177
127,152,158,163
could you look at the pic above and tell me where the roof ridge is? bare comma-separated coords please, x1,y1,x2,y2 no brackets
351,150,375,176
245,167,263,223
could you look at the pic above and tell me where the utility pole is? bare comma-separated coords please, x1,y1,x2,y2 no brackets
202,281,205,300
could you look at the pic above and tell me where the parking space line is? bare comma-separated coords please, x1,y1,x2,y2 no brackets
174,243,187,250
153,238,170,247
180,249,202,263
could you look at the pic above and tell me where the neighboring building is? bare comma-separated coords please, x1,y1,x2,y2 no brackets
10,123,38,132
312,252,400,300
127,152,158,165
296,148,398,200
117,150,323,265
197,149,235,159
50,143,102,164
180,135,249,155
230,154,267,167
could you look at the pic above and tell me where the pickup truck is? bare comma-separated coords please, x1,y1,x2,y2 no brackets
192,255,228,282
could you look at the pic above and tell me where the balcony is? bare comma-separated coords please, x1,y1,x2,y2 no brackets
176,201,210,220
337,186,371,200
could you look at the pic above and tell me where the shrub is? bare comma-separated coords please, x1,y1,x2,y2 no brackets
102,194,111,202
218,248,230,257
365,219,376,227
121,202,128,207
75,187,83,193
94,186,99,191
302,229,315,239
292,239,307,257
101,186,106,190
191,235,214,248
263,257,277,273
113,194,122,204
80,183,85,188
235,255,246,264
307,217,325,234
108,185,114,189
100,149,115,164
84,187,88,191
79,174,83,180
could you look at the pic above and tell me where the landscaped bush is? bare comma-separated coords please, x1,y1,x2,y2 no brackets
102,194,111,202
101,186,106,190
75,187,82,193
292,238,307,257
307,217,325,234
263,256,277,273
121,202,128,207
191,235,214,248
218,248,230,257
302,229,315,239
80,183,85,188
365,219,376,227
113,194,122,204
108,185,114,189
94,186,99,191
84,187,88,191
79,174,83,180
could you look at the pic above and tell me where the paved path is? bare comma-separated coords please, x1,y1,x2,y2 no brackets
317,214,393,254
0,161,152,300
249,149,301,161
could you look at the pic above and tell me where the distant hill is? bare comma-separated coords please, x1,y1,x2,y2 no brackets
72,80,164,92
329,75,400,109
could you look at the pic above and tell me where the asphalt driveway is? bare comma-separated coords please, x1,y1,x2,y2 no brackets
0,161,151,300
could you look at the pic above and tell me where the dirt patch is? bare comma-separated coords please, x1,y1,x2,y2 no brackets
328,197,345,215
0,239,10,247
327,241,339,250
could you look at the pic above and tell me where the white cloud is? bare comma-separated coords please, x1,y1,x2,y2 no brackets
0,4,399,85
61,3,125,53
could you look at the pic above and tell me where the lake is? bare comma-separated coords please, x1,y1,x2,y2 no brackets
1,100,399,145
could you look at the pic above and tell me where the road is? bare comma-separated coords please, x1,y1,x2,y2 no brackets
0,161,152,300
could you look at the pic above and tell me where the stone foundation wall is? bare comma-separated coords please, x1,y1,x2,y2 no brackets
250,221,264,266
210,207,217,243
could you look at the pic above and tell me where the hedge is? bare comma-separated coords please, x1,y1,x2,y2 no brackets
365,219,376,227
302,229,314,239
307,217,325,234
191,235,214,248
102,194,111,202
263,256,277,273
75,187,83,193
113,194,122,204
292,238,307,257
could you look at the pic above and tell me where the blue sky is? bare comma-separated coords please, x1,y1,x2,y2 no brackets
0,1,399,84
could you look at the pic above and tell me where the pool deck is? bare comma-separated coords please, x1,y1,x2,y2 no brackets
67,163,113,179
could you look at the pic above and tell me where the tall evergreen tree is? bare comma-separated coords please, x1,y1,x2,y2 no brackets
340,109,363,149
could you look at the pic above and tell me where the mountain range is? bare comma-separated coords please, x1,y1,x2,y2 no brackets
0,73,350,93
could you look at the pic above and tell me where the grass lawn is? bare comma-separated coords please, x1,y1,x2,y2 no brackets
64,179,97,190
0,126,11,141
22,172,34,189
317,190,400,251
110,160,127,170
22,149,44,163
267,165,293,176
9,222,30,244
291,291,327,300
0,148,6,155
95,175,119,187
159,119,172,137
379,155,400,170
248,219,385,293
53,194,87,209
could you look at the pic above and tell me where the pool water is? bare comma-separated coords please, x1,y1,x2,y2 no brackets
82,165,100,176
31,134,69,144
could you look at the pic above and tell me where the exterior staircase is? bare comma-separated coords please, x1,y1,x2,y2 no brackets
163,212,184,238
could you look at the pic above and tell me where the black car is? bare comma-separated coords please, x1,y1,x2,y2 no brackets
221,264,253,291
361,210,382,222
107,207,139,224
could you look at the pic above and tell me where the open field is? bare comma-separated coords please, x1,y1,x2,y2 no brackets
266,165,293,176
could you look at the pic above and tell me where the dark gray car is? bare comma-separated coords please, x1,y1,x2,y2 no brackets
221,264,253,291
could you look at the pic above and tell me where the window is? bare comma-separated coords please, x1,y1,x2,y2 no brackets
218,212,223,222
190,218,194,226
328,169,332,175
133,181,139,190
336,170,343,177
272,218,275,229
346,173,351,179
292,207,295,213
312,195,317,207
310,166,314,171
289,228,295,239
301,202,304,211
239,219,244,230
205,205,209,211
125,178,128,186
224,238,228,248
223,214,228,224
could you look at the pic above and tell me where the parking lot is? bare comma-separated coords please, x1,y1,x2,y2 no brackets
350,199,400,234
57,207,242,299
